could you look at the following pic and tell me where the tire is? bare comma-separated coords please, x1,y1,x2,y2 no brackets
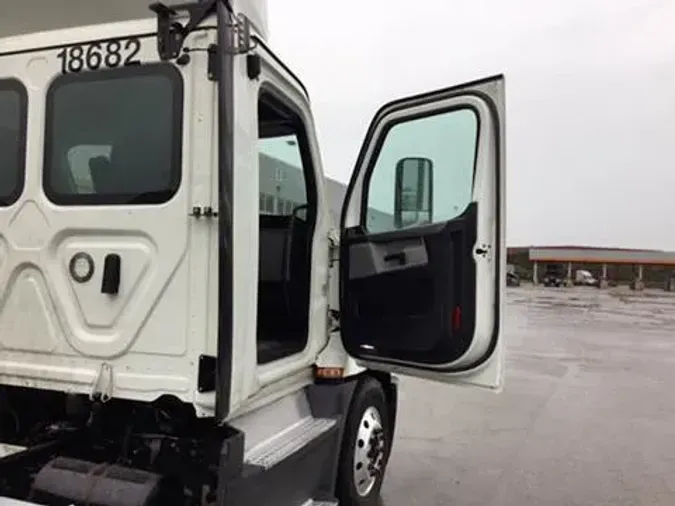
336,377,391,506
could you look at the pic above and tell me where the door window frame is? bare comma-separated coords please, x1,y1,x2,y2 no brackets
255,83,319,365
357,105,482,234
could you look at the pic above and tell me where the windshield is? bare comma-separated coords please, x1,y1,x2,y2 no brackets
0,80,27,206
43,64,183,206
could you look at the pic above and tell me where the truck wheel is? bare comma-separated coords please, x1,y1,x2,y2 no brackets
336,377,391,506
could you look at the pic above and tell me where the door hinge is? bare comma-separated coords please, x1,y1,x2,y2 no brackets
190,206,219,218
328,229,340,268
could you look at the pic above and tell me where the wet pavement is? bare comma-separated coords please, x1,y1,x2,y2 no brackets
381,285,675,505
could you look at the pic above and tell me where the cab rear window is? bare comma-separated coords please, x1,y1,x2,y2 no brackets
0,79,27,206
43,64,183,205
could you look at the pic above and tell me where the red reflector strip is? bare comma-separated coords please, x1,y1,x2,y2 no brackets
452,306,462,330
315,367,344,379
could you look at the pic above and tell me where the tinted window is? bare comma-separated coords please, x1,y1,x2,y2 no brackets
0,80,27,206
44,65,183,205
364,108,478,233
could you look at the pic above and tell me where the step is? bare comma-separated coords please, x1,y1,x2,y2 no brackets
244,416,336,470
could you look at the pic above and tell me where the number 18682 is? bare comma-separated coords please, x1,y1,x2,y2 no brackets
56,38,142,74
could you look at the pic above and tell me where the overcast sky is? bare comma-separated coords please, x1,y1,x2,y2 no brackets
268,0,675,249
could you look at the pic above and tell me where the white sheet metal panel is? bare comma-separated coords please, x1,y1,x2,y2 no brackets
529,248,675,265
0,24,216,409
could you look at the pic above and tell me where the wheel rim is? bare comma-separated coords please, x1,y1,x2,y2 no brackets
353,405,386,497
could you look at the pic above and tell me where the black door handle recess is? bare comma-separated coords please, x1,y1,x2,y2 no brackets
101,254,121,295
383,251,407,265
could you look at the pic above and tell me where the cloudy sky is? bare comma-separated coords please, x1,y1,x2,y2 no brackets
268,0,675,249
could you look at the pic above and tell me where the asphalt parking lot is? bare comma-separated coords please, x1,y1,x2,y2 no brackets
382,285,675,505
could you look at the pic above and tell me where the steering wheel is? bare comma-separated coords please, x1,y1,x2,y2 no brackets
282,204,309,317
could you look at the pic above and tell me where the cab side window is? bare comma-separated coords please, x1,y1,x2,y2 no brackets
259,134,308,217
364,108,478,233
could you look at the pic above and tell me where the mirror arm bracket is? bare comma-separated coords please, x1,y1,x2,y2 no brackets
149,0,231,61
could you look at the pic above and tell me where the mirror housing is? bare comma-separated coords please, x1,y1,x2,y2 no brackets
394,157,433,228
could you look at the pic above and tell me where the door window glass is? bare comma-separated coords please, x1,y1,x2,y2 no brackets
364,108,478,233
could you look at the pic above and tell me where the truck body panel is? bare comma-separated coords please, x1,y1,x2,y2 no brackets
0,1,506,504
0,23,220,411
575,269,598,286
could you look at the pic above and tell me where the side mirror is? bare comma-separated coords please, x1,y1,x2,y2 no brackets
394,157,433,229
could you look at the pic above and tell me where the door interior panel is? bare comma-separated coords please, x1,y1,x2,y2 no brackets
348,238,428,279
340,203,478,366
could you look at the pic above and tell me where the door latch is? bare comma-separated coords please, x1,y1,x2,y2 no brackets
327,229,340,268
475,244,491,257
101,254,121,295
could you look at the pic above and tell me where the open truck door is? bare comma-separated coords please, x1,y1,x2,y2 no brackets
339,75,506,389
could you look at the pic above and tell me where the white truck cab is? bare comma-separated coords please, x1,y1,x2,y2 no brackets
0,1,506,504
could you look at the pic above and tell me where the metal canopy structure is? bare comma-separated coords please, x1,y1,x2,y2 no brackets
529,246,675,266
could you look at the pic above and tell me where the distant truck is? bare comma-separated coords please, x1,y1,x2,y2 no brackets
542,264,564,287
507,264,521,287
574,269,598,286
